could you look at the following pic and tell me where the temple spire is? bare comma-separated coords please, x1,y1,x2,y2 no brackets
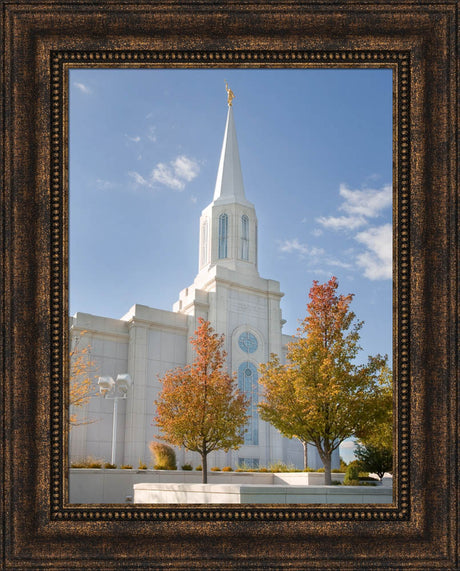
212,86,248,205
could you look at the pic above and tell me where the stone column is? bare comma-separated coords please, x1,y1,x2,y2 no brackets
123,318,148,466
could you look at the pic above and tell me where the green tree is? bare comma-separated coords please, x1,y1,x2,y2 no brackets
154,318,249,483
354,444,393,480
355,363,393,450
354,365,393,479
259,277,390,485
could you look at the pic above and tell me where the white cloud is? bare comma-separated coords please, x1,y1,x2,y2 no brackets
311,228,323,237
325,258,353,270
152,163,185,190
125,135,141,143
309,268,335,278
314,182,392,281
190,195,197,204
73,82,91,94
151,155,200,191
95,178,115,190
278,239,324,258
278,239,354,274
128,155,200,192
339,184,392,218
128,171,149,186
172,155,200,182
355,224,392,280
317,183,392,231
317,214,366,231
147,126,157,142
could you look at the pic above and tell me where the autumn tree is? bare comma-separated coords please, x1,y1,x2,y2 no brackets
69,332,98,427
154,318,249,483
259,277,390,485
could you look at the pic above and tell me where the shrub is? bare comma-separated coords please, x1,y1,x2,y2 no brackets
70,460,85,468
70,456,102,468
138,460,147,470
210,467,221,472
222,466,233,472
86,457,103,468
104,462,117,469
331,480,341,485
181,463,193,471
149,441,177,470
303,467,315,472
344,461,361,485
268,461,297,473
237,462,252,472
316,467,325,473
340,457,348,472
121,464,133,469
195,465,202,471
258,467,268,472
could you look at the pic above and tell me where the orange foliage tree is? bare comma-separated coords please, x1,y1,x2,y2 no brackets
259,277,390,485
69,332,98,427
154,318,249,483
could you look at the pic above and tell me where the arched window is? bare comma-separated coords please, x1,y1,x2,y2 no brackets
238,362,259,445
218,213,228,259
241,215,249,260
200,219,208,267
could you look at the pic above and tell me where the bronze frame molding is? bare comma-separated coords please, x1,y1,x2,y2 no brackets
2,2,458,569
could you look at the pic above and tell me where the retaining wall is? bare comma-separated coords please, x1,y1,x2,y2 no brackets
68,469,391,504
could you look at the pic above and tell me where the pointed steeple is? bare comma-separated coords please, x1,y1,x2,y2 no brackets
194,86,258,276
212,103,248,205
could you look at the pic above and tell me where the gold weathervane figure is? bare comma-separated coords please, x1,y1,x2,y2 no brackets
225,81,235,106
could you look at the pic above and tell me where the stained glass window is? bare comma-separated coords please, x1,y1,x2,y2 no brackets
238,362,259,445
238,332,258,354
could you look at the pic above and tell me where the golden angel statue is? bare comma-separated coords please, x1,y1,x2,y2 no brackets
225,82,235,106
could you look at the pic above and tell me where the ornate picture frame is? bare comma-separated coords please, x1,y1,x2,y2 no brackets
1,1,457,568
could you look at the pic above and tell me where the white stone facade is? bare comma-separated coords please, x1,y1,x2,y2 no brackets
70,104,338,471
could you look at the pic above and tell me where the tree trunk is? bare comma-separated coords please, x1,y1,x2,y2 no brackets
302,441,308,470
323,454,332,485
201,452,208,484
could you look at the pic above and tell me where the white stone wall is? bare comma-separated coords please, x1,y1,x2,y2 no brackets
70,307,189,467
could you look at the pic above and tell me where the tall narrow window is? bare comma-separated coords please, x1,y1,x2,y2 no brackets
255,222,258,268
200,220,208,267
238,362,259,445
218,213,228,259
241,215,249,260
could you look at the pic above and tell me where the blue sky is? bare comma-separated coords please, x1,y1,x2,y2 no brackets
69,68,393,379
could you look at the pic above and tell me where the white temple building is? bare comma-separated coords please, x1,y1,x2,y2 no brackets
70,96,339,471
